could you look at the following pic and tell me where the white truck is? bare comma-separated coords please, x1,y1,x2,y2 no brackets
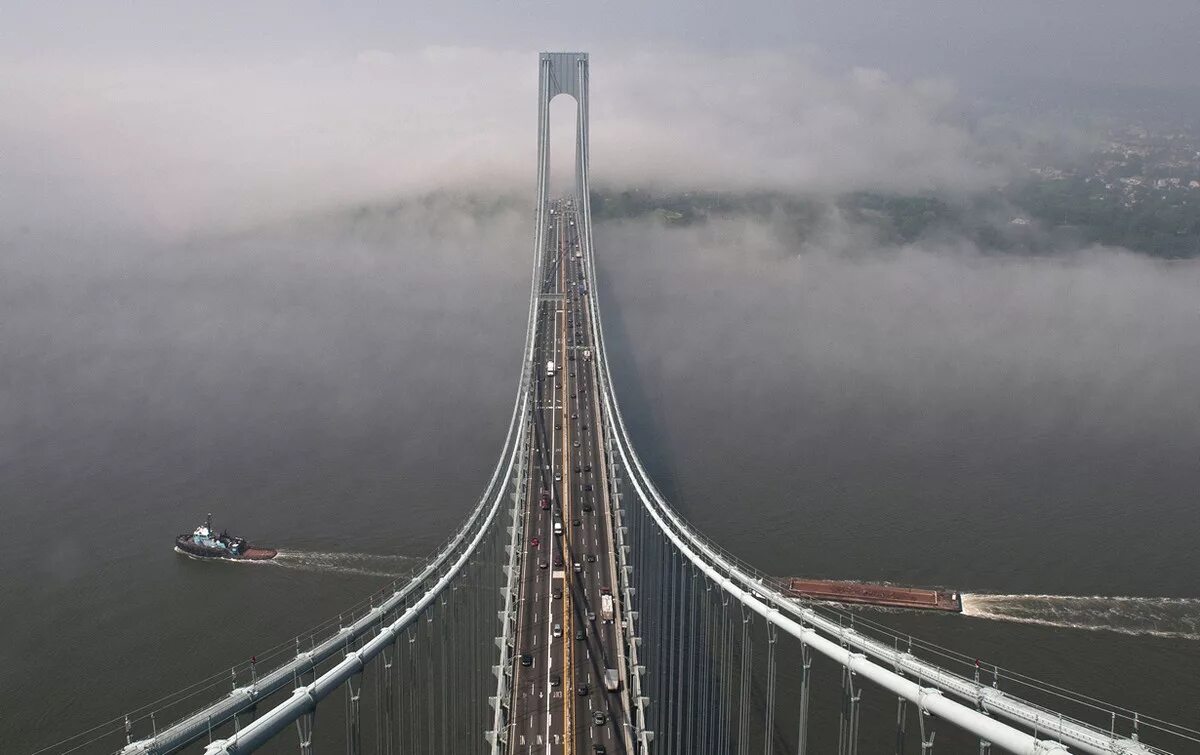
603,668,620,692
582,349,592,362
600,593,614,622
546,360,556,377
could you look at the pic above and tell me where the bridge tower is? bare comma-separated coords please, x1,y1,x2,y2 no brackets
536,52,591,219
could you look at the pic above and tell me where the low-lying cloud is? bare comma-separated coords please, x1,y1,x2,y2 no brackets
1,47,1000,236
599,212,1200,446
592,209,1200,599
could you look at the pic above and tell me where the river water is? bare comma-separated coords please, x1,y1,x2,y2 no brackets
2,201,1198,752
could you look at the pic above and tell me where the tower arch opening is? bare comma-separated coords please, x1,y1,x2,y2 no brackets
547,93,578,197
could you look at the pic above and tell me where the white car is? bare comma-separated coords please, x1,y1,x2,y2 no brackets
553,623,563,638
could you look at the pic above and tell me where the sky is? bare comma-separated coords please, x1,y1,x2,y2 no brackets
8,2,1200,111
4,1,1200,90
5,1,1200,237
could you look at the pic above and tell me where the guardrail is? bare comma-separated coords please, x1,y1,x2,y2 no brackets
572,149,1166,754
119,123,557,755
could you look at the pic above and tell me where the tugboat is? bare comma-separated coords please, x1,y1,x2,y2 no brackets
175,514,278,561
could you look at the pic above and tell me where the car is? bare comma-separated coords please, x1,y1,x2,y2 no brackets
573,561,582,572
539,560,549,570
586,610,596,622
540,498,551,511
519,653,533,667
586,553,596,563
577,684,589,697
569,372,575,377
583,484,593,491
599,586,611,595
553,623,562,638
581,503,593,513
584,465,592,472
555,382,561,389
571,413,578,420
592,710,607,726
573,440,580,448
555,423,561,430
592,746,606,754
575,628,586,641
582,423,588,430
550,674,561,687
554,471,562,481
574,465,582,473
553,555,564,567
531,537,540,547
570,393,576,399
552,587,562,600
572,518,582,527
569,354,575,361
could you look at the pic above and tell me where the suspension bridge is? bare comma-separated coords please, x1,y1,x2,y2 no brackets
40,51,1198,755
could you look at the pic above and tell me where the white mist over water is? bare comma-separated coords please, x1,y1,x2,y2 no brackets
961,594,1200,640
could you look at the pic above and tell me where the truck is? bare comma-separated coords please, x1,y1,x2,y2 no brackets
582,349,592,362
546,360,556,377
600,593,614,622
603,668,620,692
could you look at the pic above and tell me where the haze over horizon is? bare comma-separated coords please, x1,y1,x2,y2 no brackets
6,2,1200,237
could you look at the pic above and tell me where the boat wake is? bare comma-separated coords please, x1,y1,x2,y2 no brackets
961,593,1200,640
269,550,421,580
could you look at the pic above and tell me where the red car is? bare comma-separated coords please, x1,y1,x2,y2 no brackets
531,537,540,548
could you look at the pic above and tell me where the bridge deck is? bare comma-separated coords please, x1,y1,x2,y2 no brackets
509,199,630,755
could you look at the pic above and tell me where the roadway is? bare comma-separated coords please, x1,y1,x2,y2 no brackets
509,199,630,755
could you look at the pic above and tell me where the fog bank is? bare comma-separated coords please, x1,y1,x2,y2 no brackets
2,48,999,237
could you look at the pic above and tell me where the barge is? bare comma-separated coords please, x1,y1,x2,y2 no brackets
788,578,962,613
175,514,278,561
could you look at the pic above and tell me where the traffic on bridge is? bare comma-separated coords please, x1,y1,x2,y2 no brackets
509,198,632,755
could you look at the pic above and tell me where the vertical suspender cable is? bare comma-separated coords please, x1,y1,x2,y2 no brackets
672,550,685,753
764,622,778,755
686,569,699,755
797,637,812,755
720,592,733,755
737,607,753,755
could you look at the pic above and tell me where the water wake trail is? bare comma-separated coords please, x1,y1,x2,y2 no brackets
270,550,422,580
961,594,1200,640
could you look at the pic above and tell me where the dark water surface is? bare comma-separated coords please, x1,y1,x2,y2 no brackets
2,207,1198,751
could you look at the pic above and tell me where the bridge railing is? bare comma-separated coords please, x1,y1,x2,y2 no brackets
107,394,524,754
570,136,1194,752
75,134,561,755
